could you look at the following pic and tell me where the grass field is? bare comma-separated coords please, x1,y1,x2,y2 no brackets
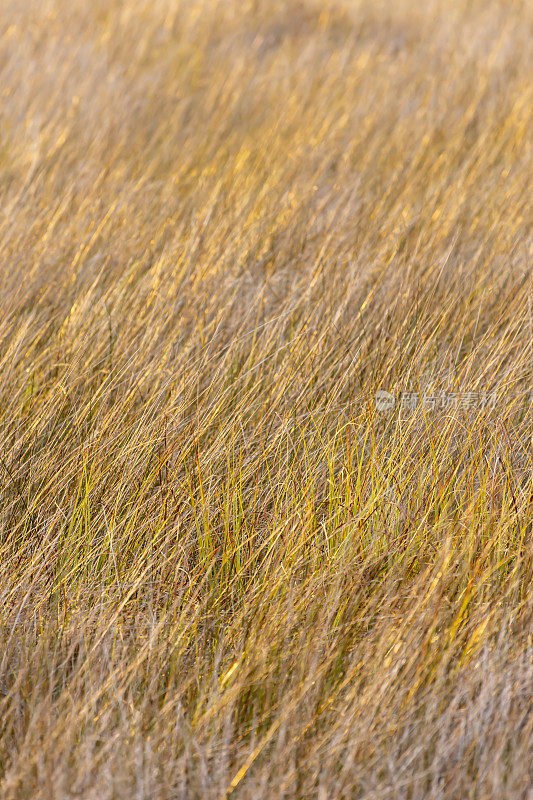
0,0,532,797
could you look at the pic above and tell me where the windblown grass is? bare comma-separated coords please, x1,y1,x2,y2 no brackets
0,0,532,797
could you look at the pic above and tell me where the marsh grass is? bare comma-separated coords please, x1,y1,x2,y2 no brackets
0,0,532,797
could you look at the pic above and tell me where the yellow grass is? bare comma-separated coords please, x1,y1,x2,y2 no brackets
0,0,532,797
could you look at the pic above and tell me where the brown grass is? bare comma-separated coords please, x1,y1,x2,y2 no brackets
0,0,532,797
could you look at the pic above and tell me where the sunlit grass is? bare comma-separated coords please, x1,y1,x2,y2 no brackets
0,0,532,797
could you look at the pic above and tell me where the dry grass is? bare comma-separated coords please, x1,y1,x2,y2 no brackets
0,0,532,797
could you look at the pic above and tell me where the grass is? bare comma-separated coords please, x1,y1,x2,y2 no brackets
0,0,532,797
